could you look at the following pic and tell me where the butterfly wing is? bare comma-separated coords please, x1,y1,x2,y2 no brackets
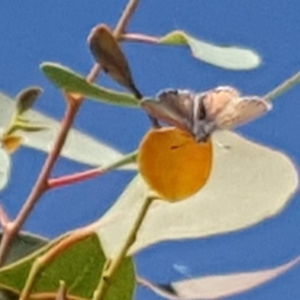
202,86,240,120
158,89,195,120
215,96,272,129
141,90,195,132
189,87,239,141
142,87,271,140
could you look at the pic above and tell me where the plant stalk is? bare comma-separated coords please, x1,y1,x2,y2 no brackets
264,69,300,102
47,151,137,189
0,0,143,267
0,100,80,265
93,195,155,300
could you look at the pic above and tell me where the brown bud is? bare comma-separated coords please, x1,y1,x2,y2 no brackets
87,24,142,98
16,86,43,115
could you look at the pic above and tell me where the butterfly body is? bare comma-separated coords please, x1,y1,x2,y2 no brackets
141,86,271,142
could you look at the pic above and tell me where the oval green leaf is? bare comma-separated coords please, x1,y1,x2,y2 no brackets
41,62,139,107
159,30,261,70
0,232,135,300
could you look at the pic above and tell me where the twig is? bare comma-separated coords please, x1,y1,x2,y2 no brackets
0,203,10,228
86,64,102,83
264,69,300,102
85,0,140,82
121,33,159,44
47,151,137,189
0,0,143,266
0,101,80,265
55,281,67,300
114,0,140,38
92,195,155,300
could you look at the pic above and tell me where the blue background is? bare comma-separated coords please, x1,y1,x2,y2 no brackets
1,1,300,299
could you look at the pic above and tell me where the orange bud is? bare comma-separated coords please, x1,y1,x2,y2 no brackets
1,135,23,154
137,127,213,201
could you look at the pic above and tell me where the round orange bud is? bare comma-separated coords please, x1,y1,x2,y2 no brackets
137,127,213,201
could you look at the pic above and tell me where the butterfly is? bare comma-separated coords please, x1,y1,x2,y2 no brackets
141,86,272,142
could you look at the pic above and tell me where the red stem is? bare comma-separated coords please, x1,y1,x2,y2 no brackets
0,100,80,265
0,204,10,228
48,168,103,189
0,0,143,266
121,33,159,44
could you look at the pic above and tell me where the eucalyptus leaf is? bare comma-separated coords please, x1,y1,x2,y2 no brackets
0,148,11,192
0,92,136,169
137,255,300,299
159,31,261,70
98,131,298,256
0,232,135,300
41,62,139,107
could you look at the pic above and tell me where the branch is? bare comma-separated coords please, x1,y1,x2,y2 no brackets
0,203,10,229
264,69,300,102
47,151,137,189
87,0,141,81
121,33,159,44
114,0,140,38
0,101,80,265
92,195,155,300
0,0,143,266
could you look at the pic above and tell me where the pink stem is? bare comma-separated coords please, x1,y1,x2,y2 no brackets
0,100,80,265
121,33,159,44
48,168,103,189
0,203,10,228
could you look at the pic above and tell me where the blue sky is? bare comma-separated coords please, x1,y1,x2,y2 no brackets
1,1,300,299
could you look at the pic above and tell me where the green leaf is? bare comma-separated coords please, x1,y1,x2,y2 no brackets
0,92,136,170
98,131,298,255
159,30,261,70
0,233,135,300
41,62,139,107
